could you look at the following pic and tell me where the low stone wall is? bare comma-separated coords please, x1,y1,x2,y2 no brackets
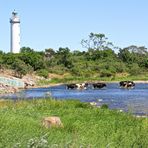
0,76,24,88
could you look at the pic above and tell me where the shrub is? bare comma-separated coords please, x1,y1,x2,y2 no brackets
101,104,109,109
12,59,33,78
100,69,113,77
75,102,91,108
36,69,49,78
115,62,127,73
128,63,141,75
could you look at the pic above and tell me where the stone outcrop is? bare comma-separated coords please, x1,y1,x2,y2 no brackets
22,76,35,89
42,116,63,128
0,83,18,94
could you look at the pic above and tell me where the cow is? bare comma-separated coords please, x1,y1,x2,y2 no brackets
66,83,77,89
92,82,107,89
119,81,135,88
76,83,88,89
66,83,88,90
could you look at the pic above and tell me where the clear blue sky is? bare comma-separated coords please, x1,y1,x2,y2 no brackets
0,0,148,52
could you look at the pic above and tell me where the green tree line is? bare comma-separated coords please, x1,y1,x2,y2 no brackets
0,33,148,79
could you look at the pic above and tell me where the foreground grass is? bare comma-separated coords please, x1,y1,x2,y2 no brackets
0,99,148,147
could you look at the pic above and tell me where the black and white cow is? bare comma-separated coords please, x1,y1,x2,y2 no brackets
92,82,106,89
119,81,135,88
66,83,88,90
66,83,77,89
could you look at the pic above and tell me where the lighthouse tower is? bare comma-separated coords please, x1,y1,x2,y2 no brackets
10,11,20,53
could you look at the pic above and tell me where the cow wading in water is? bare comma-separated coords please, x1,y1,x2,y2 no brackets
66,83,88,90
92,82,107,89
119,81,135,88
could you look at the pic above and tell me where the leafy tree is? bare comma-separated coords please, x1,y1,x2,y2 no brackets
118,48,135,64
2,53,19,65
114,62,127,73
118,45,148,68
81,32,113,50
91,49,117,60
20,47,34,53
124,45,147,54
12,59,32,78
72,50,84,56
0,50,4,55
44,48,55,58
128,63,141,75
130,46,148,68
139,59,148,68
56,47,73,68
20,52,46,71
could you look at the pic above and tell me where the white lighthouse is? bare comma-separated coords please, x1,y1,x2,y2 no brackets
10,11,20,53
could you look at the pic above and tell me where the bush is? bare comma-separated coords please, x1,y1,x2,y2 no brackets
128,63,141,75
12,59,33,78
48,65,67,75
101,104,109,109
75,102,91,108
115,62,127,73
100,69,113,77
36,69,49,78
71,67,85,77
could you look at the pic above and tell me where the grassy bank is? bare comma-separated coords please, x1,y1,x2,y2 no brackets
37,73,148,86
0,99,147,147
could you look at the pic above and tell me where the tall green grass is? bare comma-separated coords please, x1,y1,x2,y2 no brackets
0,99,147,147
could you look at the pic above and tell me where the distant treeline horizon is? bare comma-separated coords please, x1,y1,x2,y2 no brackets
0,33,148,80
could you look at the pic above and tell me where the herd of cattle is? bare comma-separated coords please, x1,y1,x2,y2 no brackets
66,81,135,90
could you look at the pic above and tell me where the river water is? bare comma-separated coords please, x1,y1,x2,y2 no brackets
1,83,148,115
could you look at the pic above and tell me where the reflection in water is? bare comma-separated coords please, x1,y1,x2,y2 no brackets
1,83,148,115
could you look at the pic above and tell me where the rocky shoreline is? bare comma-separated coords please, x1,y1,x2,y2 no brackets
0,83,18,94
1,79,148,95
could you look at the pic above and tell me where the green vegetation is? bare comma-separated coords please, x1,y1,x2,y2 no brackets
36,69,49,79
0,99,147,147
0,33,148,147
0,33,148,82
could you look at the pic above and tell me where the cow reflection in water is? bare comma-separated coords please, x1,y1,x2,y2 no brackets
119,81,135,88
66,83,88,90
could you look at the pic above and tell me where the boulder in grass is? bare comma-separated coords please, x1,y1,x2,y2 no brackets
90,102,97,106
42,116,63,128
